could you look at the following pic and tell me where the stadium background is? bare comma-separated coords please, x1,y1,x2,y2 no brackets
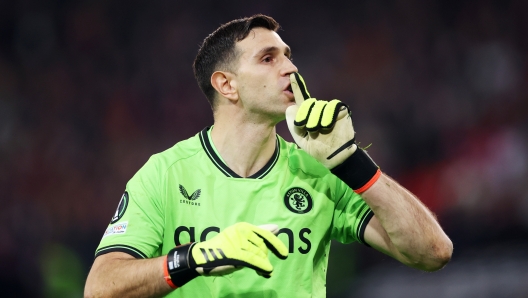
1,0,527,297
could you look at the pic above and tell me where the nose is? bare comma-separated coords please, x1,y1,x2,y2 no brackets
281,57,298,76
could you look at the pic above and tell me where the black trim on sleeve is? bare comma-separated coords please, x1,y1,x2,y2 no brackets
94,244,148,259
358,209,375,247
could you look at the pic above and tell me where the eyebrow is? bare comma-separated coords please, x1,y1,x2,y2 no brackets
254,46,292,59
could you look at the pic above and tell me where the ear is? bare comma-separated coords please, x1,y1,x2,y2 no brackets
211,71,238,102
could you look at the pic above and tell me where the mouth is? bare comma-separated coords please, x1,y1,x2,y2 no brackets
284,84,294,100
283,82,295,101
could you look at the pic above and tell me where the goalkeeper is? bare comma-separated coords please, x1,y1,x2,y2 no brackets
85,14,452,298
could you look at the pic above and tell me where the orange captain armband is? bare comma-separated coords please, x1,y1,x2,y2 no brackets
163,255,178,289
163,243,199,289
331,147,381,193
354,168,381,193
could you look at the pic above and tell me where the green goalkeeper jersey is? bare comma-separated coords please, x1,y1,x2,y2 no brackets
96,127,373,298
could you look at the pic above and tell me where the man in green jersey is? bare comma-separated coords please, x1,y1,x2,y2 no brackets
85,14,452,298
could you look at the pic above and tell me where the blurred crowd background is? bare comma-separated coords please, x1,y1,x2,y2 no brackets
1,0,527,297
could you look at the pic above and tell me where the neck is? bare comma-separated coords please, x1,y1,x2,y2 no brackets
211,119,277,178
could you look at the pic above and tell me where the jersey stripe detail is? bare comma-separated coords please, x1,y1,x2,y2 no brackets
95,244,148,259
199,128,239,178
357,208,375,247
248,137,280,179
199,127,280,179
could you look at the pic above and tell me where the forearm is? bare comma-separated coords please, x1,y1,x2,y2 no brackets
362,173,453,270
285,73,452,270
84,252,173,298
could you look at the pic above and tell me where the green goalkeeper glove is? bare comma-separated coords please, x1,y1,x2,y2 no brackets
285,72,381,193
285,72,357,169
163,222,288,288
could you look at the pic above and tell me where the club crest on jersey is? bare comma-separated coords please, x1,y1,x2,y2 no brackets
179,184,201,206
284,187,313,214
111,191,129,224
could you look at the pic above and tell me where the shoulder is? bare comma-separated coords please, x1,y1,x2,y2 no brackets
158,132,202,159
137,131,204,175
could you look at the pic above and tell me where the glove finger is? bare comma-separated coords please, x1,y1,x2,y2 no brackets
203,251,274,276
250,226,288,260
196,264,241,276
192,240,272,274
305,101,327,131
290,73,311,105
245,259,274,277
243,230,269,259
257,270,272,278
293,98,316,126
320,100,348,129
257,224,280,235
225,223,267,259
286,104,308,148
235,249,274,274
286,105,305,135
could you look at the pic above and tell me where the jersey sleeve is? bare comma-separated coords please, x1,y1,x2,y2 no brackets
95,155,165,259
330,178,374,245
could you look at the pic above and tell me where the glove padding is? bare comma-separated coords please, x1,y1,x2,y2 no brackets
286,72,357,169
189,222,287,278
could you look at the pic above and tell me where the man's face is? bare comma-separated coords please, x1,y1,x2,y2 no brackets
233,28,298,122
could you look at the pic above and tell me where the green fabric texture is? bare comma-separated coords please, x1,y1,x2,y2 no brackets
95,127,372,298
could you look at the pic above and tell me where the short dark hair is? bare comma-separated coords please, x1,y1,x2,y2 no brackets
193,14,280,107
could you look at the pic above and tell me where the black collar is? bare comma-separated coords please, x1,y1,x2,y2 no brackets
198,127,280,179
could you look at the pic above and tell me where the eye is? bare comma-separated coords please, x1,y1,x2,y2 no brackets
262,56,273,63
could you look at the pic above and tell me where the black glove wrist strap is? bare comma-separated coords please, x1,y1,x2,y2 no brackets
331,147,381,193
166,243,199,287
